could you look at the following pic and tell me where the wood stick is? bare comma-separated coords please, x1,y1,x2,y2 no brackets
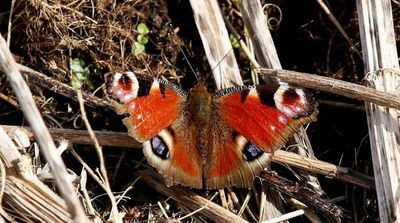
260,170,343,223
260,68,400,110
188,0,243,89
0,35,89,222
356,0,400,221
16,63,112,111
137,169,248,223
272,150,375,190
1,125,141,148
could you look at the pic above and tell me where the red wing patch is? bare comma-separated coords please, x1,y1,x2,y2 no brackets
106,72,186,142
142,123,203,188
204,119,271,189
216,86,317,153
122,86,183,141
209,141,240,177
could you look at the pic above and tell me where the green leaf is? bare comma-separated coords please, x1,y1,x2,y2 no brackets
71,76,83,89
229,33,240,49
132,42,145,56
69,58,91,90
137,35,148,45
137,23,149,35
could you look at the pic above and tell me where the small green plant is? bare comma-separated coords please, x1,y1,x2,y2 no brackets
70,58,93,90
229,33,240,49
132,22,150,56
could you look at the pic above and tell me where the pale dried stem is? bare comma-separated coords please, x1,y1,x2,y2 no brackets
356,0,400,221
0,127,71,222
188,0,243,89
0,34,89,222
0,158,14,222
239,0,322,220
261,68,400,110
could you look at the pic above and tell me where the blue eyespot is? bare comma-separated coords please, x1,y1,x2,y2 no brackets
242,142,263,161
150,136,170,159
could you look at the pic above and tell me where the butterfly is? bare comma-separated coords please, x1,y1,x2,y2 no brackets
105,72,317,189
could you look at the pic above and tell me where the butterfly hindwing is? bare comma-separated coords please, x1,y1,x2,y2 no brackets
204,114,272,189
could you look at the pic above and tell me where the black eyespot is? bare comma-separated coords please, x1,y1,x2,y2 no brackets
137,79,152,97
118,73,133,90
257,86,277,108
159,83,166,98
283,88,299,100
240,89,250,103
242,142,263,161
150,136,170,159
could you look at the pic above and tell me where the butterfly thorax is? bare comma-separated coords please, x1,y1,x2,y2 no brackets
187,86,212,126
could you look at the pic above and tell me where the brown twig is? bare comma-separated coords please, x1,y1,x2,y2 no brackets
137,169,248,223
0,34,89,222
260,68,400,110
0,92,18,108
260,170,343,223
77,90,122,222
1,125,141,148
272,150,375,190
16,63,112,111
314,0,362,59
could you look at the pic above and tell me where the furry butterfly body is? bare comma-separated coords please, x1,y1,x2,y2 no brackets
106,72,317,189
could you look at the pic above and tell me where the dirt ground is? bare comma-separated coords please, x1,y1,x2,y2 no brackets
1,0,398,222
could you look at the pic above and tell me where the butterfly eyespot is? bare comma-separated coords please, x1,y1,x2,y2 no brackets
119,73,133,90
242,142,264,161
150,136,170,159
106,72,139,103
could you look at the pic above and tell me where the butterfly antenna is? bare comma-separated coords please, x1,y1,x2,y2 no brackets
179,43,199,81
168,23,199,81
211,47,233,73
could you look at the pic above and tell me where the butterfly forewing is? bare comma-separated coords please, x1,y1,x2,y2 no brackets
106,72,186,142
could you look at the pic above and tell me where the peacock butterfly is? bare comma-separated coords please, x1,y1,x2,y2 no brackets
105,72,317,189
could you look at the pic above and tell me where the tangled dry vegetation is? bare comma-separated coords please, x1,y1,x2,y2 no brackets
1,0,399,222
12,0,183,82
